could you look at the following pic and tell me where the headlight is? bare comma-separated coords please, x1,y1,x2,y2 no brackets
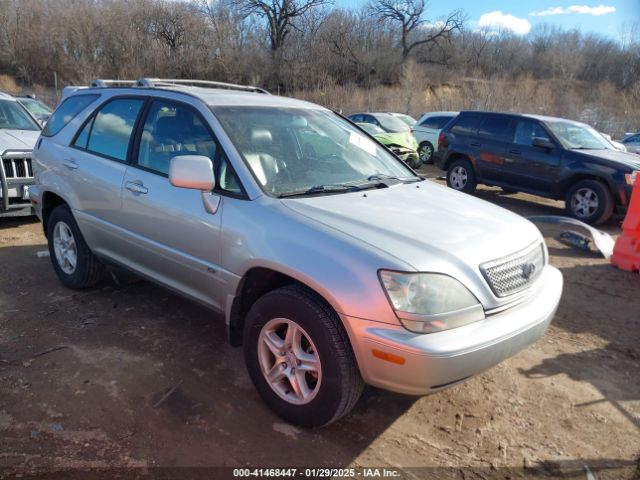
379,271,484,334
625,170,639,185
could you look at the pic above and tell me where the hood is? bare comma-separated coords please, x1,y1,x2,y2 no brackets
281,180,542,278
575,148,640,170
0,129,40,153
373,131,418,150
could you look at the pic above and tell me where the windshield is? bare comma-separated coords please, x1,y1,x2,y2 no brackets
213,106,417,197
0,100,41,130
19,98,53,116
545,120,610,150
375,113,411,133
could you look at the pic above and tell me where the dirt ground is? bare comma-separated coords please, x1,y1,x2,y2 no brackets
1,167,639,479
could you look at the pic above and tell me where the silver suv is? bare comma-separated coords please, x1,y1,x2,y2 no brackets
31,79,563,426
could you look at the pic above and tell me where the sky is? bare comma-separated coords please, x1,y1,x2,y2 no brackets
334,0,640,40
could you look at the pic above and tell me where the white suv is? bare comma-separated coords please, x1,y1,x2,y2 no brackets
412,111,458,164
31,79,562,426
0,92,41,217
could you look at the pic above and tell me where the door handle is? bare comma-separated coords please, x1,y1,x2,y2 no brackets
63,159,79,170
125,181,148,194
509,149,521,155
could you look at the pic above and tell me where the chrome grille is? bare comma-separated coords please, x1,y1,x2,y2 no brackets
2,157,33,179
480,243,545,297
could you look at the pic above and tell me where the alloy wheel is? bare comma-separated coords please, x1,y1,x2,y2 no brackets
257,318,322,405
450,166,468,189
53,221,77,274
571,187,599,218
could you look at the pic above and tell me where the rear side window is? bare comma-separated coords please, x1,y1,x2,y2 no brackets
420,116,453,129
478,117,512,141
42,94,99,137
450,115,481,136
74,98,144,162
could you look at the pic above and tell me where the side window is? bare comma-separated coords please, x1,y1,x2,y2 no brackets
79,98,144,162
350,115,362,123
42,94,100,137
513,120,551,147
364,115,378,126
450,115,481,136
478,117,512,141
136,100,217,176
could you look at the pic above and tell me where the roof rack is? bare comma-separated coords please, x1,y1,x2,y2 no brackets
88,78,269,94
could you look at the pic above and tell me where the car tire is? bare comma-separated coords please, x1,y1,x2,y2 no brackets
243,285,364,427
418,142,434,164
565,179,614,225
446,158,477,193
47,204,105,289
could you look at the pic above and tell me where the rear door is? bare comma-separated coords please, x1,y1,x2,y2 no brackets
117,98,229,310
66,96,146,256
502,119,561,193
474,116,513,183
414,115,454,146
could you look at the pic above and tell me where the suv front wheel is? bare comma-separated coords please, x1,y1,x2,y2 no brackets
447,158,477,193
47,205,105,289
243,285,364,427
565,179,614,225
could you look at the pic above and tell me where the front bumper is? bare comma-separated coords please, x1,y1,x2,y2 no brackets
341,265,563,395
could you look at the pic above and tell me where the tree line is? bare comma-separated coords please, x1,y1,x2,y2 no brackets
0,0,638,132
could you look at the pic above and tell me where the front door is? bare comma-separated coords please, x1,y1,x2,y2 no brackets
118,99,225,310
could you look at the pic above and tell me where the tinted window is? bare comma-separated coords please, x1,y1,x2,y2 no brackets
73,120,91,149
349,115,363,123
420,116,453,129
478,117,512,141
513,120,551,147
42,94,99,137
137,100,217,175
450,114,481,136
84,98,144,162
624,134,640,143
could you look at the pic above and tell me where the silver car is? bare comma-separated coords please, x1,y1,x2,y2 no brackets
31,79,563,426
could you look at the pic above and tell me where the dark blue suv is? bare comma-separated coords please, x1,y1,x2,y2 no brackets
435,111,640,225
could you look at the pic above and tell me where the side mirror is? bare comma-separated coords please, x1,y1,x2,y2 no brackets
532,137,555,150
169,155,215,191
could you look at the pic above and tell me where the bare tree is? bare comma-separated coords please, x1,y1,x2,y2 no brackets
370,0,463,60
240,0,333,54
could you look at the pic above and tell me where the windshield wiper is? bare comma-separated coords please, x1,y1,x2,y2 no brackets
278,183,364,198
367,174,422,183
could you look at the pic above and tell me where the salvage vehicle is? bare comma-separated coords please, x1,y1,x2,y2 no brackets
16,95,53,125
346,112,419,168
435,111,640,225
356,122,420,168
31,79,563,426
412,111,458,164
0,92,41,217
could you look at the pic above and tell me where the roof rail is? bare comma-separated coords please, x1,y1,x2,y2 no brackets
136,78,270,94
87,78,269,94
89,79,137,88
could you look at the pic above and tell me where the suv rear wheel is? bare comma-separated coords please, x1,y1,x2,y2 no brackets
47,205,105,289
447,158,477,193
243,285,364,427
565,179,614,225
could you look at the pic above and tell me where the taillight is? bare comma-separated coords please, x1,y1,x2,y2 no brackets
438,132,445,147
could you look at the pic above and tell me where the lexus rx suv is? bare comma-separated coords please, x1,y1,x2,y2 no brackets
31,79,563,426
435,111,640,225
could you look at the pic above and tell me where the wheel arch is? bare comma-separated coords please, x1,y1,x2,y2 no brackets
558,173,617,203
41,190,69,238
227,266,341,347
443,152,472,171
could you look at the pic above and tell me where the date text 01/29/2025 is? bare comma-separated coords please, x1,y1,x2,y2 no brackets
232,468,401,477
